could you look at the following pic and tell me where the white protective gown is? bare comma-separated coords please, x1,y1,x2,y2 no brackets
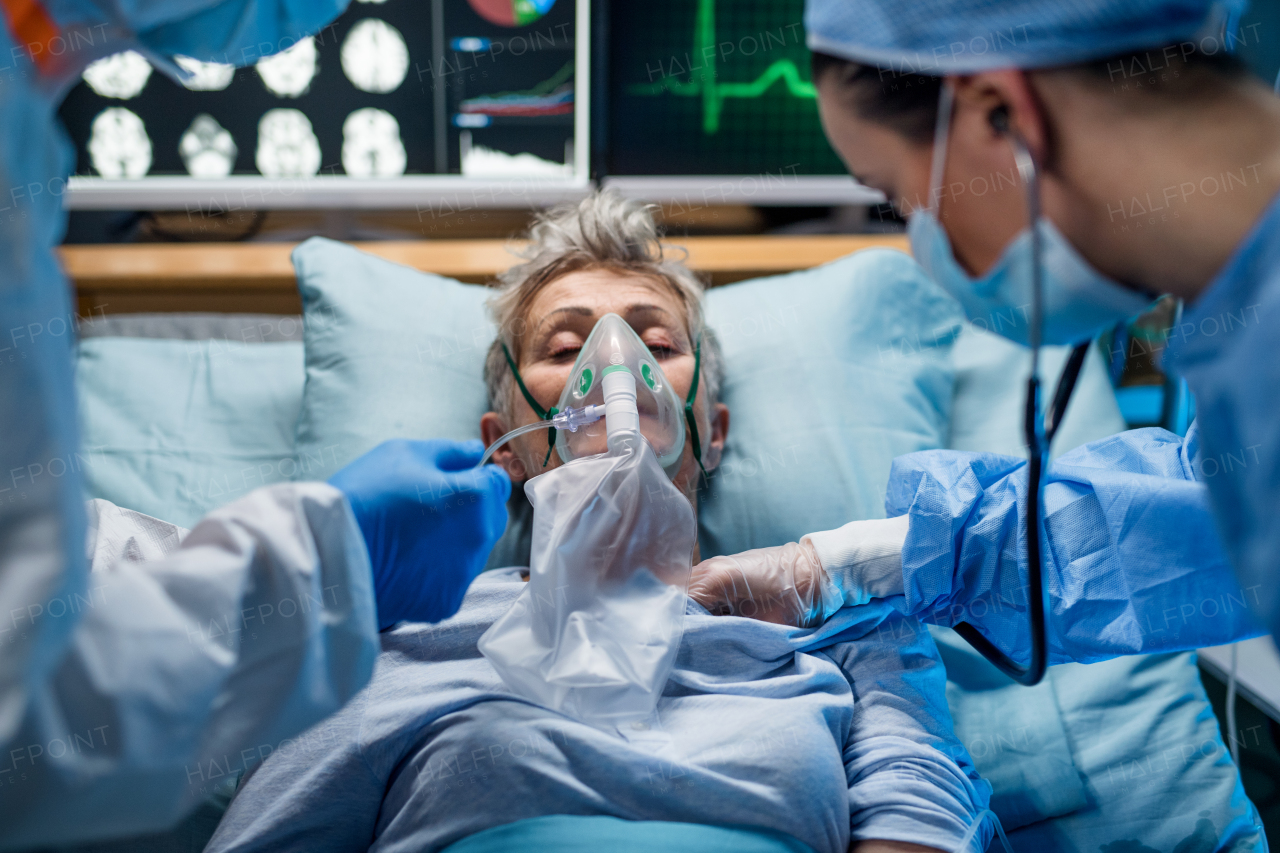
0,0,377,846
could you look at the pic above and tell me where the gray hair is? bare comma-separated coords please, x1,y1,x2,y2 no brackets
483,189,722,419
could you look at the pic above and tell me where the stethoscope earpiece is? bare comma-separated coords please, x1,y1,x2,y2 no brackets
988,105,1011,135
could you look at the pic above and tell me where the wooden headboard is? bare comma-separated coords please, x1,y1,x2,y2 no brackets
60,234,910,316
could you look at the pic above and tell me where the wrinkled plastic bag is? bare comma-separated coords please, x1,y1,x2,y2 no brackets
479,434,696,728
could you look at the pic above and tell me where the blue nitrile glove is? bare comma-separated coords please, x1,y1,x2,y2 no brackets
329,439,511,629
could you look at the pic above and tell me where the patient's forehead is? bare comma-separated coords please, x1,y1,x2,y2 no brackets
525,268,687,335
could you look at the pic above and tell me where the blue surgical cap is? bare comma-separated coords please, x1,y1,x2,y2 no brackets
805,0,1248,74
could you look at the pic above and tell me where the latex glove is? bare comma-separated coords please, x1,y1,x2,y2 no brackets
688,517,909,628
688,539,838,628
330,439,511,629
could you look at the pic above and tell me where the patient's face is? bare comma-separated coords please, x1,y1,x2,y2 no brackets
481,268,728,504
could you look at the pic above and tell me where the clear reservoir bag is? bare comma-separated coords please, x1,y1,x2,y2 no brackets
479,361,696,729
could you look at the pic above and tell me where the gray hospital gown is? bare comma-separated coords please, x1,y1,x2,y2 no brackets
205,568,990,853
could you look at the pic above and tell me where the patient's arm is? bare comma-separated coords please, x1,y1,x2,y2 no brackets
852,842,944,853
820,609,990,852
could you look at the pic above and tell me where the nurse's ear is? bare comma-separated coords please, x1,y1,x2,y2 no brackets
951,68,1052,168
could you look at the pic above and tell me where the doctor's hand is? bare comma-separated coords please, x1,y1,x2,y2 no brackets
689,518,908,628
329,439,511,629
688,539,840,629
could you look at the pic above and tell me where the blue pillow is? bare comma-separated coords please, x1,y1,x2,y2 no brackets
697,249,963,556
946,325,1126,459
292,237,494,480
76,337,304,528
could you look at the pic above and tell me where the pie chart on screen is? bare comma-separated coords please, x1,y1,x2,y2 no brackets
467,0,555,27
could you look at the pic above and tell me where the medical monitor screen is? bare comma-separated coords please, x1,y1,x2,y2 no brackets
57,0,584,196
606,0,844,177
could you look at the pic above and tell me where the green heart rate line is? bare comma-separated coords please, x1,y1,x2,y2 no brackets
627,0,816,135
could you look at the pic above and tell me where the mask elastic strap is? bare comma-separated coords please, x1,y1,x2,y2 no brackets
926,80,957,214
683,334,708,481
501,342,559,467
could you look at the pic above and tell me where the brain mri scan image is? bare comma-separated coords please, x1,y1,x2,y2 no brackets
176,56,236,92
340,19,409,94
256,108,322,177
256,38,319,98
88,107,152,178
342,108,406,177
180,114,238,178
82,51,152,100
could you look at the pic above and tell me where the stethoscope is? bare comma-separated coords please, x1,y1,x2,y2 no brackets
933,93,1092,686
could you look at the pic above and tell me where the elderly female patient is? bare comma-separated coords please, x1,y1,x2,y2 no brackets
205,193,991,853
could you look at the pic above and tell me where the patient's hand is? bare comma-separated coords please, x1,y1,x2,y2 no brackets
851,842,945,853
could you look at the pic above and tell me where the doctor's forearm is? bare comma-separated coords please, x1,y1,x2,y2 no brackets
898,497,1263,666
887,429,1265,665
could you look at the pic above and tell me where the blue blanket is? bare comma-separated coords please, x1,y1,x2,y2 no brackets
206,570,990,853
441,816,815,853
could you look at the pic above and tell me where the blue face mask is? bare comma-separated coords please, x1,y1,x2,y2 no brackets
907,84,1154,347
908,211,1154,346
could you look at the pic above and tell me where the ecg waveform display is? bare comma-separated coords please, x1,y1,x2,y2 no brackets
608,0,843,177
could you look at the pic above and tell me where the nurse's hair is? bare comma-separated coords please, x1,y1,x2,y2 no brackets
483,189,723,418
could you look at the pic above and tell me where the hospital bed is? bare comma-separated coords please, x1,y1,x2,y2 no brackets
65,236,1265,853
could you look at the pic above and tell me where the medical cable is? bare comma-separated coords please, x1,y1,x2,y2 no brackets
951,808,1013,853
950,109,1091,687
1227,642,1240,765
476,405,605,469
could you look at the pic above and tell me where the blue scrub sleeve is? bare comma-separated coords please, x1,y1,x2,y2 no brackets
885,422,1265,666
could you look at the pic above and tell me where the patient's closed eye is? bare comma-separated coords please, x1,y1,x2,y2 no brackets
641,329,682,360
548,344,582,362
545,331,586,361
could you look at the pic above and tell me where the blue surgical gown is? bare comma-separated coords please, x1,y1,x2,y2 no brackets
0,1,378,849
886,192,1280,665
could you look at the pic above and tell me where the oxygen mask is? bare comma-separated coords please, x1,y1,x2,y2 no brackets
555,313,686,471
479,313,696,477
